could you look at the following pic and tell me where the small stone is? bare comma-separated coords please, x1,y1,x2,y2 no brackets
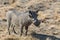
53,32,59,35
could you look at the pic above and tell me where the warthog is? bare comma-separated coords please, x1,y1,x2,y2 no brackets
6,9,39,36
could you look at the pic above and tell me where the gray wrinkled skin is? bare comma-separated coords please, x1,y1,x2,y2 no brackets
6,9,34,36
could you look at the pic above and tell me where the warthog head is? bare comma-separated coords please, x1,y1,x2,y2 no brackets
29,10,41,26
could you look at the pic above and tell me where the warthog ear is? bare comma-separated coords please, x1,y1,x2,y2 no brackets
29,11,31,13
29,11,33,14
29,11,33,18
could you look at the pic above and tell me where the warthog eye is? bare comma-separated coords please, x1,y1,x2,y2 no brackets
29,11,33,18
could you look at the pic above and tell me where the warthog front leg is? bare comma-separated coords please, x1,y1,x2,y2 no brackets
25,26,28,36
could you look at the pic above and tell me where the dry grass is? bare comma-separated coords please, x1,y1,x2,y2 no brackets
1,35,37,40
